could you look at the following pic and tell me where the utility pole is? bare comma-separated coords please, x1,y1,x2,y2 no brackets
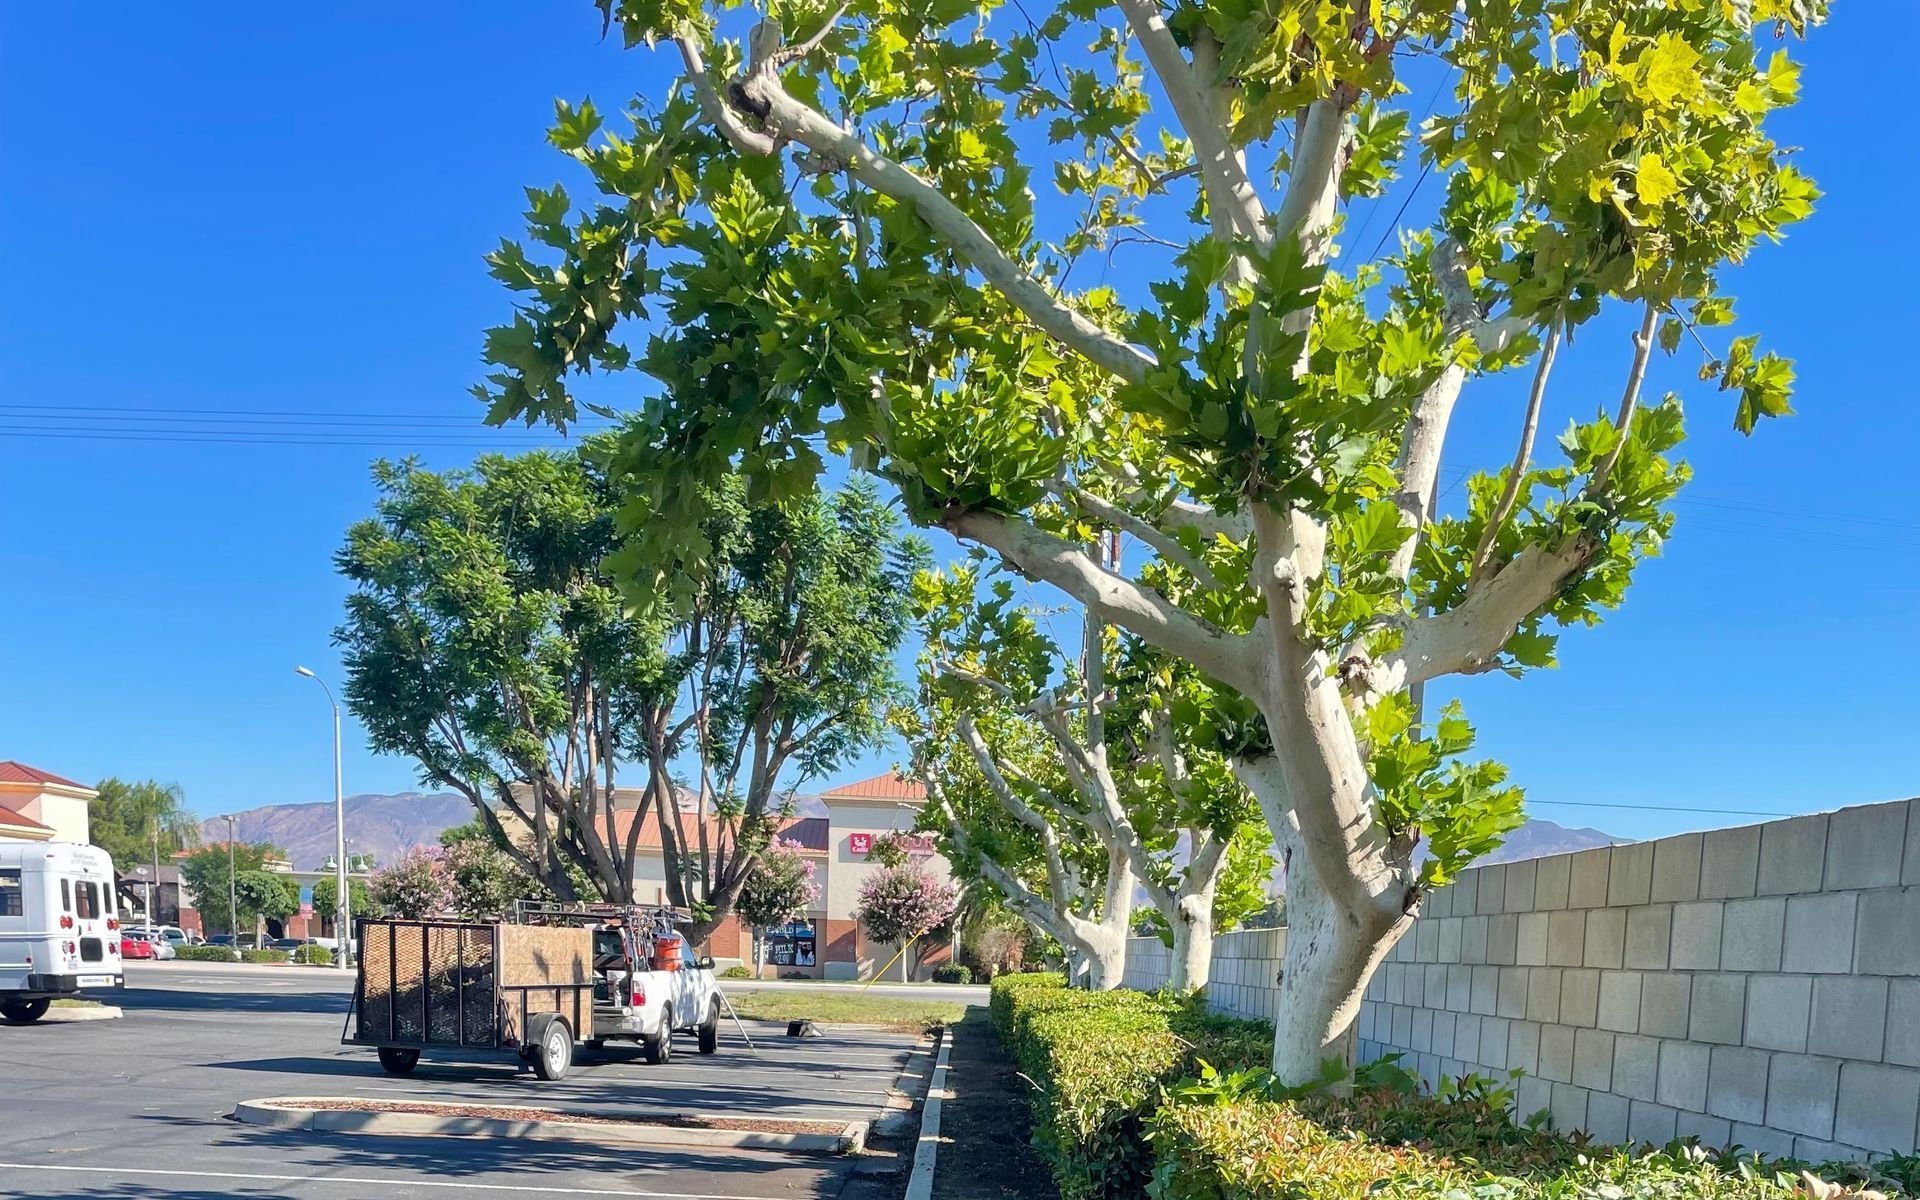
226,814,238,951
296,666,352,969
151,821,162,926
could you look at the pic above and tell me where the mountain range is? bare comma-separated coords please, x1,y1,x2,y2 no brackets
203,791,1621,874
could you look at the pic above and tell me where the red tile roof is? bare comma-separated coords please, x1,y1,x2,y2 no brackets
613,810,828,854
0,761,89,789
820,772,926,801
0,807,53,832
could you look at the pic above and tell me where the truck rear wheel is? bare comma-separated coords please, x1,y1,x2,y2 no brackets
0,998,50,1025
377,1047,420,1075
698,1000,719,1054
643,1005,674,1064
527,1014,574,1081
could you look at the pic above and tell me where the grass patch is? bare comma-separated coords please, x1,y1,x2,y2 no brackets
722,989,964,1030
51,998,101,1008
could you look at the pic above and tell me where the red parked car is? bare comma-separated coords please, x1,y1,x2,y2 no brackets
120,934,156,960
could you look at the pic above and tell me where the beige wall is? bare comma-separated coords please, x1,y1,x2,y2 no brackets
0,783,92,845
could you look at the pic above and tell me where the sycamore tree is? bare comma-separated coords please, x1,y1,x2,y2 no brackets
911,561,1265,989
484,0,1825,1077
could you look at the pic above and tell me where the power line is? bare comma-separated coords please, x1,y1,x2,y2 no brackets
0,402,619,426
1528,799,1794,818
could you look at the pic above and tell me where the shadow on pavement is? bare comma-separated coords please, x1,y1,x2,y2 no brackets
117,985,350,1016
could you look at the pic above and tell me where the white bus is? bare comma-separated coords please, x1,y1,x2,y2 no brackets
0,842,123,1023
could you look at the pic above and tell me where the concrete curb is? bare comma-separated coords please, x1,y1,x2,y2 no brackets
44,1005,125,1022
231,1097,867,1155
904,1028,953,1200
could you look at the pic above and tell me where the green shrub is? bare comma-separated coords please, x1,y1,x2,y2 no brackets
988,970,1064,1039
1148,1086,1905,1200
175,945,239,962
719,965,752,980
290,944,333,966
240,948,289,964
932,963,972,984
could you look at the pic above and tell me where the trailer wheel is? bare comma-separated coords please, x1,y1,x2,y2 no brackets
527,1014,574,1081
0,998,50,1025
698,1000,719,1054
643,1005,674,1064
377,1047,420,1075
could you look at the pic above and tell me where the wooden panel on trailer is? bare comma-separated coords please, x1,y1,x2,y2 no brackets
496,924,593,1042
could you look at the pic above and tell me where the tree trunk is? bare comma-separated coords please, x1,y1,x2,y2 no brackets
1267,839,1412,1083
1168,887,1215,991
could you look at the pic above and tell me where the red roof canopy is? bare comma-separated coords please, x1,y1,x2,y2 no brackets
0,807,53,832
0,761,88,789
820,772,926,801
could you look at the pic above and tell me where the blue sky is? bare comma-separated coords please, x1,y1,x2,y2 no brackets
1,5,1911,844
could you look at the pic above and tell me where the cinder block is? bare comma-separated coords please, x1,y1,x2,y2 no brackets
1906,802,1920,887
1783,892,1858,974
1676,1110,1733,1149
1487,914,1519,966
1734,1122,1798,1159
1856,891,1920,976
1834,1062,1920,1153
1658,1041,1711,1112
1535,854,1572,910
1613,1034,1661,1101
1538,1024,1574,1082
1585,909,1627,969
1516,1075,1553,1124
1471,965,1499,1015
1706,1045,1770,1123
1569,848,1611,908
1574,1027,1615,1090
1766,1054,1840,1139
1651,833,1705,903
1826,800,1908,890
1447,964,1473,1012
1455,1013,1484,1066
1392,1004,1414,1047
1809,976,1888,1062
1497,967,1529,1019
1528,968,1563,1024
1626,905,1673,970
1587,1091,1630,1144
1550,1082,1590,1134
1561,968,1601,1027
1629,1100,1680,1147
1426,964,1450,1008
1671,901,1725,971
1505,860,1538,914
1609,842,1655,908
1508,1020,1541,1075
1411,1006,1435,1052
1701,824,1761,900
1689,975,1747,1045
1517,913,1549,966
1450,871,1480,918
1758,814,1829,896
1598,971,1643,1033
1721,897,1786,972
1477,864,1507,915
1641,973,1692,1039
1547,910,1585,967
1461,916,1489,964
1746,974,1813,1053
1887,981,1920,1068
1415,920,1437,963
1795,1137,1872,1165
1438,918,1463,964
1481,1017,1511,1069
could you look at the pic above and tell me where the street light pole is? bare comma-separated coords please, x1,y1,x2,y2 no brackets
226,814,238,947
295,666,351,969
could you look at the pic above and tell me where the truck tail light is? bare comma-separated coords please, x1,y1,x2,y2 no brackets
631,983,646,1006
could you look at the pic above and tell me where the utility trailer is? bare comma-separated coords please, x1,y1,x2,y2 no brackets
342,917,594,1081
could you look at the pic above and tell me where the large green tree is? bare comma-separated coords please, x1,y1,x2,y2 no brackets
335,447,926,938
484,0,1825,1078
90,778,199,876
179,843,292,937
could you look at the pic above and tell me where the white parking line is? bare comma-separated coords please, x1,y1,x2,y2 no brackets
0,1162,771,1199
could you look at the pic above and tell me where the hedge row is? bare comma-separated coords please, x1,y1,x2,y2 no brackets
989,975,1919,1200
173,945,238,962
990,973,1271,1200
240,948,289,964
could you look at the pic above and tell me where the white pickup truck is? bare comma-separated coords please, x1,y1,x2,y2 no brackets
587,920,723,1063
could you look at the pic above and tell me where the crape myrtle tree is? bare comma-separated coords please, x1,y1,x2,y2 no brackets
734,835,821,974
337,446,924,939
909,561,1266,989
483,0,1825,1077
853,859,960,978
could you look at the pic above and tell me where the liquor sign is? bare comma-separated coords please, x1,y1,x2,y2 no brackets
848,832,873,855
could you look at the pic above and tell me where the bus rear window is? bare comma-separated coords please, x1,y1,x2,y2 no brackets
0,869,21,918
75,881,100,920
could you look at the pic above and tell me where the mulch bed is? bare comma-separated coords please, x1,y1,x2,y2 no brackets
932,1009,1059,1200
276,1098,847,1136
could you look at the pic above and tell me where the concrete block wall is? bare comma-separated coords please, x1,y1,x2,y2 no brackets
1123,925,1288,1024
1357,798,1920,1161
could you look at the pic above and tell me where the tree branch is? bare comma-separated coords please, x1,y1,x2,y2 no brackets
1468,320,1562,585
944,507,1258,697
1586,302,1660,495
1374,540,1594,690
1048,479,1222,590
672,32,778,156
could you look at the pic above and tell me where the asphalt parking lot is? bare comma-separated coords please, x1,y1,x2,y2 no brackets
0,963,942,1199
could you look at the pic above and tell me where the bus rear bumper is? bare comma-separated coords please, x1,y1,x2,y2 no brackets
23,972,123,996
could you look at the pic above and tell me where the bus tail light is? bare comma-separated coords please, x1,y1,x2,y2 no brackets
59,915,73,930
